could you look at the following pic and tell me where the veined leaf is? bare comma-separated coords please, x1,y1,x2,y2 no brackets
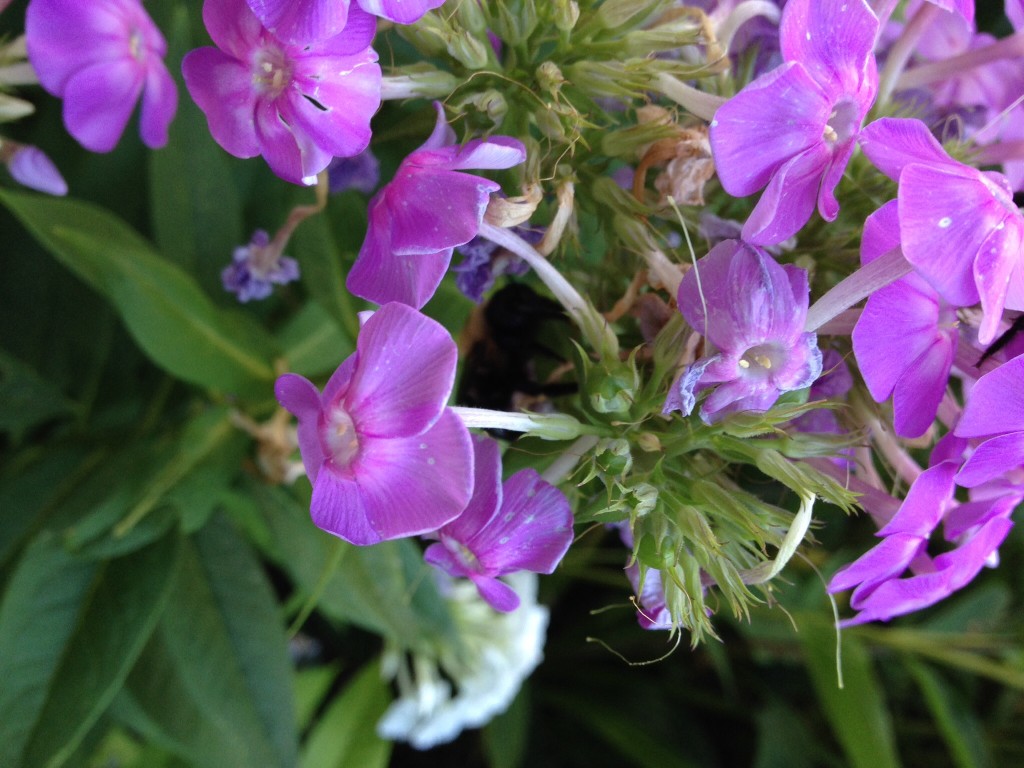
17,533,182,768
131,516,298,768
0,189,276,394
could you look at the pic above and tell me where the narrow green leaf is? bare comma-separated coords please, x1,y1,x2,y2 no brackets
151,516,298,768
251,483,456,644
21,533,183,768
300,662,392,768
906,659,992,768
276,301,353,377
799,617,902,768
291,212,361,339
148,8,244,293
0,533,98,767
294,665,340,733
0,189,276,393
483,689,529,768
0,350,75,440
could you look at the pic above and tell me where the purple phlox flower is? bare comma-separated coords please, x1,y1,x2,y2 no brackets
182,0,380,186
451,226,536,303
221,229,299,302
859,117,1024,345
2,142,67,195
346,102,526,309
275,302,474,545
852,200,959,438
663,239,822,424
708,0,879,245
955,353,1024,487
829,460,1014,626
327,147,380,195
1011,0,1024,30
25,0,178,152
697,211,793,255
245,0,445,44
423,435,573,613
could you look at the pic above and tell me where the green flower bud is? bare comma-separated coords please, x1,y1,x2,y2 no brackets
596,0,674,30
552,0,580,31
448,31,491,71
454,0,488,34
596,438,633,476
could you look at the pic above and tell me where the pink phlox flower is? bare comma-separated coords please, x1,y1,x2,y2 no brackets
346,103,526,309
275,302,473,545
182,0,380,185
663,239,822,424
859,117,1024,345
424,436,573,613
245,0,445,44
708,0,879,245
829,460,1014,626
955,353,1024,487
852,200,959,438
25,0,178,152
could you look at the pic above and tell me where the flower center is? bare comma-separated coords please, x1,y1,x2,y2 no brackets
441,533,482,572
128,28,143,62
738,343,782,377
823,98,860,147
252,45,293,97
324,405,360,468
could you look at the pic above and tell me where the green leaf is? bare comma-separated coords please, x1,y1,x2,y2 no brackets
250,483,456,644
291,211,361,339
299,662,392,768
0,189,276,394
799,617,902,768
20,533,182,768
148,8,245,294
0,350,75,441
133,516,298,768
0,533,98,767
294,665,340,733
906,659,992,768
276,301,353,378
483,689,529,768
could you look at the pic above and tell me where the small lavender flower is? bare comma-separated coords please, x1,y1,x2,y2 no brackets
451,228,533,303
221,230,299,302
663,239,822,424
246,0,445,44
275,303,474,545
346,103,526,308
424,435,573,613
859,117,1024,344
708,0,879,244
326,147,380,195
26,0,178,152
829,460,1015,626
852,201,959,438
182,0,380,185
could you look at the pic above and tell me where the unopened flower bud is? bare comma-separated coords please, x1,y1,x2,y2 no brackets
448,31,491,70
596,438,633,476
484,183,542,228
553,0,580,31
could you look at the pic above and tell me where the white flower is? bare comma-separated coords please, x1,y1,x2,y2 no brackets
376,572,548,750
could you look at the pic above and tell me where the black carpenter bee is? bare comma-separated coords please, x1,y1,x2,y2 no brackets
457,283,576,437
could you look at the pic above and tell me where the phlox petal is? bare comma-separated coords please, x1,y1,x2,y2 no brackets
181,49,259,157
742,143,830,245
62,58,143,152
955,433,1024,487
470,575,521,613
311,470,382,546
254,98,307,184
346,303,457,437
859,117,955,182
892,334,955,438
275,373,326,482
440,436,503,544
357,0,445,25
711,62,830,198
780,0,878,98
206,0,265,58
443,137,528,172
25,0,128,93
356,410,473,540
828,533,923,606
139,59,177,149
956,355,1024,436
246,0,350,44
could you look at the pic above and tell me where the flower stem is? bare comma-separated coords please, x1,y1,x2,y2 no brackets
542,435,601,485
450,406,602,440
897,32,1024,91
876,2,941,107
804,247,912,332
651,73,727,122
478,221,619,358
